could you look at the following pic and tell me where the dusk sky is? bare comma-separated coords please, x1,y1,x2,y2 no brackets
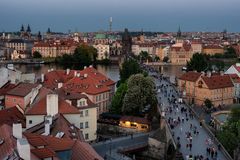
0,0,239,33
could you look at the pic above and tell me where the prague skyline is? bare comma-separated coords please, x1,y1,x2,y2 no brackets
0,0,240,32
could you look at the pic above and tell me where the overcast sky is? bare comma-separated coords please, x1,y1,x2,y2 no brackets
0,0,239,33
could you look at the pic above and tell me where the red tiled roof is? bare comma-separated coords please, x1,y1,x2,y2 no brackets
0,106,26,128
31,148,55,159
0,124,17,159
233,64,240,73
120,116,150,125
6,83,39,97
63,75,110,95
179,71,202,82
25,96,80,115
27,135,48,147
26,114,84,141
0,82,16,96
25,133,103,160
201,75,234,89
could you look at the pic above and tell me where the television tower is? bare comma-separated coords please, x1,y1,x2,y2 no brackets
109,17,112,33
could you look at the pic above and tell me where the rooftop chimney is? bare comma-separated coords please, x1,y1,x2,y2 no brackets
58,82,63,88
74,71,77,77
46,94,58,116
220,71,224,76
66,68,70,75
84,66,87,69
13,123,22,139
207,71,211,78
41,73,44,83
76,73,80,77
44,120,51,135
84,74,88,78
89,65,93,68
17,138,31,160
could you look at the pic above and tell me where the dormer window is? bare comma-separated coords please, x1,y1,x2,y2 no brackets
198,80,203,88
77,98,87,107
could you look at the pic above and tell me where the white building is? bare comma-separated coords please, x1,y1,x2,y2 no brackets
93,44,110,60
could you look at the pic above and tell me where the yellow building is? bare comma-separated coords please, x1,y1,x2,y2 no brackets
119,116,150,132
169,42,193,65
178,72,234,107
202,45,224,56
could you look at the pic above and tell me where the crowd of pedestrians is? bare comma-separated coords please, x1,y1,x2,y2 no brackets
147,68,222,160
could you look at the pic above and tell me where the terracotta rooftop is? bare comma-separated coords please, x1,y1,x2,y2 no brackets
179,71,202,82
0,82,16,97
0,106,26,128
0,124,17,160
25,96,80,115
24,133,103,160
201,75,234,89
31,148,55,159
6,83,39,97
26,114,84,141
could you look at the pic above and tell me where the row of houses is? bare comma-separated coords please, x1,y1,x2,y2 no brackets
0,65,116,159
178,63,240,107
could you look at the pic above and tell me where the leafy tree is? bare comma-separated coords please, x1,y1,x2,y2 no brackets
154,56,160,62
163,56,169,63
204,99,213,109
33,51,42,58
224,46,237,58
122,74,157,115
217,106,240,156
110,83,128,114
119,59,142,84
139,51,150,61
187,53,208,72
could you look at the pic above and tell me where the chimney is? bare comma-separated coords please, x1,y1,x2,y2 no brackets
236,63,240,67
41,73,44,83
220,71,224,76
76,73,80,77
58,82,63,88
51,68,54,71
84,73,88,78
74,71,77,77
44,120,51,135
89,65,93,68
84,66,87,69
13,123,22,139
66,68,70,75
46,94,58,116
207,71,211,77
17,138,31,160
48,69,51,72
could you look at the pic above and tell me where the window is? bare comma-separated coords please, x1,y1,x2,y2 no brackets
85,133,89,140
85,110,89,116
80,123,83,129
85,122,89,128
29,120,32,124
13,98,16,102
80,111,83,117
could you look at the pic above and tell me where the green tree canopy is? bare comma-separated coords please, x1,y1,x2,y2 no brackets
217,106,240,156
110,82,128,114
187,53,208,72
163,56,169,63
33,51,42,58
122,74,157,115
204,98,213,109
119,59,142,84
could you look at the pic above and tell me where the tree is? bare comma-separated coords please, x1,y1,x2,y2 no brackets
154,56,160,62
119,59,142,84
204,99,213,109
122,74,157,115
33,51,42,58
224,46,237,58
217,106,240,156
187,53,208,72
139,51,150,62
163,56,169,63
110,83,128,114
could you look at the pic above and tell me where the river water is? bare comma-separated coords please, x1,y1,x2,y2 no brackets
3,64,183,83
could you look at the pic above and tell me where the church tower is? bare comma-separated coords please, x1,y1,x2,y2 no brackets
20,24,25,37
176,26,183,43
26,24,31,38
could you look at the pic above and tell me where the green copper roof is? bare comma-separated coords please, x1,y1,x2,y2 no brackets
95,33,106,39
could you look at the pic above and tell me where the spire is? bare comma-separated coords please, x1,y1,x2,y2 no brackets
141,28,144,36
20,24,24,32
27,24,31,32
37,31,42,40
177,25,181,38
47,27,51,34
